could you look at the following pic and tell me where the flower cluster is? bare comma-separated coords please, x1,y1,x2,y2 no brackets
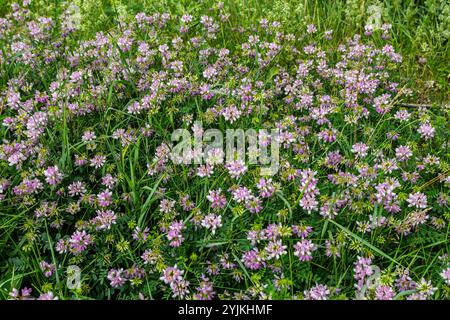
0,2,448,301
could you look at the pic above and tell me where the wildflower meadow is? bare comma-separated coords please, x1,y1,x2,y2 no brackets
0,0,449,301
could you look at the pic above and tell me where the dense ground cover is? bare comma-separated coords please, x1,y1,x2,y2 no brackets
0,1,449,300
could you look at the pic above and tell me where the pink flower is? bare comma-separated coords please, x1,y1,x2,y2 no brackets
440,268,450,285
90,154,106,168
265,240,287,260
44,165,62,185
107,268,126,288
37,292,58,300
256,178,276,198
418,122,435,140
375,285,395,300
304,284,330,300
201,214,222,234
225,160,248,179
82,131,96,142
68,181,86,197
242,248,264,270
244,195,263,213
306,24,317,34
69,230,92,254
351,143,369,158
293,239,316,261
97,190,113,207
39,261,56,277
395,145,412,161
407,192,428,209
160,265,184,284
207,189,227,209
167,220,185,247
91,210,117,230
